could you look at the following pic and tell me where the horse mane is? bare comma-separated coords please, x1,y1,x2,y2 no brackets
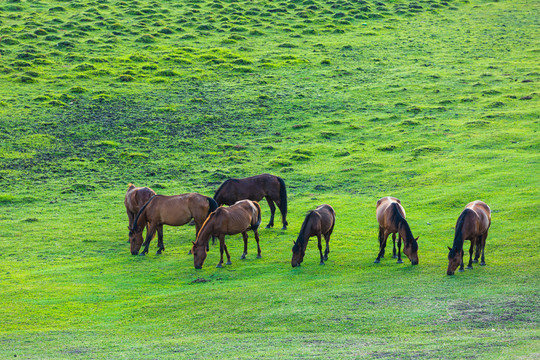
293,211,316,252
451,208,473,255
277,176,287,219
132,195,157,232
390,203,417,250
213,179,237,203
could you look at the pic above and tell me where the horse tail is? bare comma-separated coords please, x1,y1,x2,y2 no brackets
213,180,231,204
452,208,472,253
132,195,157,232
251,201,262,230
277,176,288,220
206,197,218,215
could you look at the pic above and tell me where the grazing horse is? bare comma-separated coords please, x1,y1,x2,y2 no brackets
129,193,218,256
291,204,335,267
124,184,156,241
375,197,419,265
213,173,288,229
191,200,262,269
447,200,491,275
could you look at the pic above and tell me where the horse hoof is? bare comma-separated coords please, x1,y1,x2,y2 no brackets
480,262,486,266
226,261,232,265
281,226,287,230
265,224,273,229
320,261,325,265
324,256,328,261
216,264,223,268
240,254,246,260
467,266,473,270
473,259,478,263
392,255,398,259
139,253,146,257
156,250,162,255
458,268,464,272
374,259,380,264
397,259,404,264
257,255,262,259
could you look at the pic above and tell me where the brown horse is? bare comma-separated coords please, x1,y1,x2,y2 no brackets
291,204,335,267
129,193,218,256
447,200,491,275
124,184,156,241
191,200,262,269
375,197,419,265
213,173,288,229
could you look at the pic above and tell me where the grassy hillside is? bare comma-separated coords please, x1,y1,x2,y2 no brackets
0,0,539,358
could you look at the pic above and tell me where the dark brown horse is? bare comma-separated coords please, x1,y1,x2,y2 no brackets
213,173,287,229
375,197,419,265
291,204,335,267
129,193,218,256
191,200,262,269
124,184,155,241
447,200,491,275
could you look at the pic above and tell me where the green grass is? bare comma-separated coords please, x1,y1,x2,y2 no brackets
0,0,539,358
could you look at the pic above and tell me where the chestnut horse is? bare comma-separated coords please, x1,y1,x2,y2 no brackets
129,193,218,256
291,204,335,267
124,184,155,241
213,173,288,229
447,200,491,275
191,200,262,269
375,197,419,265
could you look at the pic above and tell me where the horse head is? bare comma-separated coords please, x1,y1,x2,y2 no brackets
129,226,144,255
192,241,207,269
291,241,305,267
447,246,462,275
403,236,419,265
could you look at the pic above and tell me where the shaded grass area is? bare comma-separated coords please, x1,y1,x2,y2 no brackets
0,0,539,358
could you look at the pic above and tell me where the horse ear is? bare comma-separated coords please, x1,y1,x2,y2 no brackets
447,246,452,251
415,236,419,241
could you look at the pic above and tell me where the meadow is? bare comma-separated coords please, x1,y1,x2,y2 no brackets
0,0,539,358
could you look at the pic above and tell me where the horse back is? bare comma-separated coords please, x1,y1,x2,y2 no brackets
466,200,491,234
376,197,405,230
315,204,335,234
125,185,155,213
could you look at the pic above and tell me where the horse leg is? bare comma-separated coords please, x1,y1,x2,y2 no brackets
127,211,134,243
156,225,164,255
140,225,157,256
473,235,481,263
224,240,232,265
396,234,404,264
317,234,325,265
458,250,465,272
392,233,398,259
377,227,385,259
466,241,474,269
254,229,262,258
323,233,330,261
480,231,488,266
241,231,248,259
375,230,389,263
217,235,225,268
265,196,276,228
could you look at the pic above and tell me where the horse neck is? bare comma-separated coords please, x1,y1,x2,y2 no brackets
398,219,414,245
296,212,314,248
195,216,214,248
452,209,472,251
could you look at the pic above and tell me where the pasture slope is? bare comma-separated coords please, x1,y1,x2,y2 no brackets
0,0,539,359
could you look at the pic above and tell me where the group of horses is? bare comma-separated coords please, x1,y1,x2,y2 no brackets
125,174,491,275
